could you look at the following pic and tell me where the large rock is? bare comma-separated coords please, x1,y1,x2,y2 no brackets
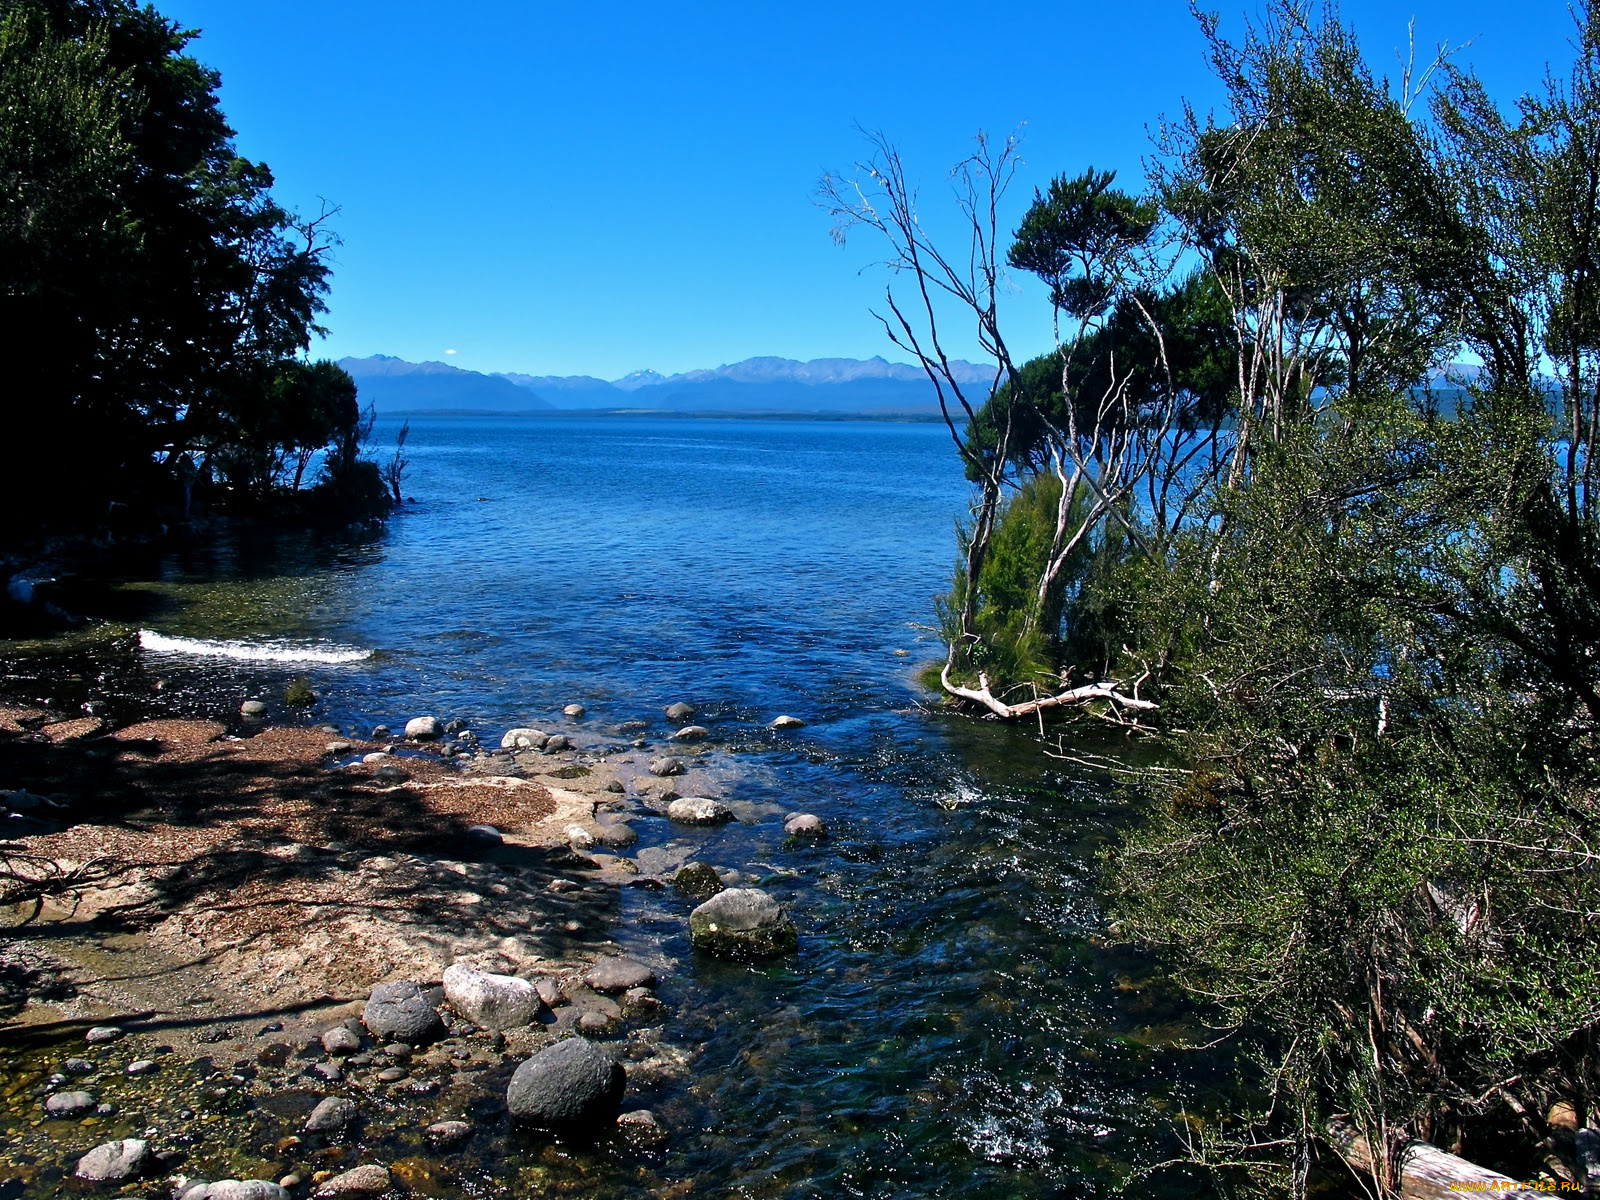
404,715,442,741
647,756,684,777
583,957,656,993
505,1037,625,1129
667,796,734,826
770,714,806,730
74,1138,149,1182
500,727,546,750
670,725,710,742
664,702,696,722
689,888,798,959
783,813,828,839
441,963,541,1031
312,1165,391,1196
362,980,444,1044
304,1095,358,1133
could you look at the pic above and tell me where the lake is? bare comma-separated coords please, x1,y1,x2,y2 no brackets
1,415,1220,1197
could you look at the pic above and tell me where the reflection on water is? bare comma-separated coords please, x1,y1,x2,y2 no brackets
0,416,1235,1197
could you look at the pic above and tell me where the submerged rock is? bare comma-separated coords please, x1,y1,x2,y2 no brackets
74,1138,148,1182
647,756,685,777
506,1037,625,1129
664,702,696,722
362,980,444,1044
240,700,267,718
441,962,542,1031
45,1090,96,1117
304,1095,357,1133
563,704,586,718
770,714,806,730
670,724,710,742
426,1119,473,1148
194,1182,290,1200
667,796,733,826
312,1164,391,1196
672,861,724,900
689,888,798,959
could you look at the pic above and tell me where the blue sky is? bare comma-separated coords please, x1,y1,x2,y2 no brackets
162,0,1579,380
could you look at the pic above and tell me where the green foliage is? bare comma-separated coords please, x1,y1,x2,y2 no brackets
0,0,380,532
283,676,315,707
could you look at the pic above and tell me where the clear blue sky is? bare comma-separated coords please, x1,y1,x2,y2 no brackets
161,0,1579,380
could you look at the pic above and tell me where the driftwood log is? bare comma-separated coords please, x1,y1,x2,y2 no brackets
1329,1119,1548,1198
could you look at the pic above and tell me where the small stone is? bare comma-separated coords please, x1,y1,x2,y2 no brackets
622,987,664,1015
45,1090,97,1117
583,957,656,994
126,1059,158,1076
783,813,828,839
73,1138,148,1182
370,725,391,739
326,741,352,754
565,825,596,850
304,1095,357,1133
200,1182,291,1200
360,752,389,764
63,1057,94,1075
425,1119,471,1148
466,824,503,844
667,796,734,826
240,700,267,718
374,764,408,782
532,977,566,1007
406,1079,440,1096
618,1108,668,1143
84,1025,123,1044
563,704,585,718
594,821,637,849
670,725,710,742
96,1101,116,1115
664,702,696,722
577,1011,614,1036
320,1027,361,1056
404,715,442,741
258,1043,292,1067
770,714,805,729
543,733,571,753
280,1178,302,1192
383,1043,412,1060
672,861,725,900
311,1061,343,1082
619,720,649,732
647,756,685,777
312,1164,391,1196
377,1066,408,1082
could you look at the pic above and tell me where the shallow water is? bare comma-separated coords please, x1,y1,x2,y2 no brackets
0,416,1231,1196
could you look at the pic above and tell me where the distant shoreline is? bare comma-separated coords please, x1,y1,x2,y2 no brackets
371,408,948,424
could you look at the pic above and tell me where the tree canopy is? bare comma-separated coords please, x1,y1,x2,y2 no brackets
0,0,384,533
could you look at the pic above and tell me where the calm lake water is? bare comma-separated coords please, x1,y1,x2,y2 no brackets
2,415,1225,1197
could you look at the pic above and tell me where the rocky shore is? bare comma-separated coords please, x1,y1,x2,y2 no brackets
0,698,824,1197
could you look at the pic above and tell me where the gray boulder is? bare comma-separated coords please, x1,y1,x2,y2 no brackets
583,957,656,993
74,1138,148,1182
543,733,571,752
362,980,444,1044
84,1025,123,1044
500,727,546,750
404,716,442,741
426,1119,472,1148
670,725,710,742
664,702,696,722
770,714,806,730
304,1095,357,1133
319,1026,361,1056
240,700,267,718
672,861,725,900
689,888,798,958
594,821,637,849
783,813,828,839
505,1037,625,1129
562,704,586,718
667,796,734,826
647,756,685,777
441,963,541,1031
45,1090,96,1117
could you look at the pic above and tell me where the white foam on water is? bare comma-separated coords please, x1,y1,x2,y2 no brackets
137,629,373,665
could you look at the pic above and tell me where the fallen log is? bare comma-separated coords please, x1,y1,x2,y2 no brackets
1329,1118,1549,1198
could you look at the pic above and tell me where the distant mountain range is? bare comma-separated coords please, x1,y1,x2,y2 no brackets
339,354,994,415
